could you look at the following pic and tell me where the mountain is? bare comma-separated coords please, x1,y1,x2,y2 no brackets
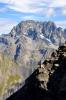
0,20,65,74
0,20,66,99
1,20,65,69
9,20,65,45
7,42,66,100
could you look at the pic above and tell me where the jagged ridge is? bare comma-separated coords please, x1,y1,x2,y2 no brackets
7,42,66,100
0,20,66,99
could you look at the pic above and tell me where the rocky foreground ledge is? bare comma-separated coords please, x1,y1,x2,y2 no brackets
7,42,66,100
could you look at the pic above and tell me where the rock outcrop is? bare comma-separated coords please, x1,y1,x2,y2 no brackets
7,42,66,100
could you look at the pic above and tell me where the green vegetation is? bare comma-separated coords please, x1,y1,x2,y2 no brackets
0,53,21,96
7,74,20,86
0,83,4,95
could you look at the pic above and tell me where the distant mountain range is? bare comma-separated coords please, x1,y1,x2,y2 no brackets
0,20,66,99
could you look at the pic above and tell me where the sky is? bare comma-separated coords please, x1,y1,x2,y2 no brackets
0,0,66,34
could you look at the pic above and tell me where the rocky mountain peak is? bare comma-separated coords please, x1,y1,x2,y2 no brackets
9,20,65,46
0,20,66,99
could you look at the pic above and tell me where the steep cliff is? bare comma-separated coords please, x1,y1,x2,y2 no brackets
0,20,66,99
7,42,66,100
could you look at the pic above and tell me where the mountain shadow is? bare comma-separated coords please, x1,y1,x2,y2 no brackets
6,69,55,100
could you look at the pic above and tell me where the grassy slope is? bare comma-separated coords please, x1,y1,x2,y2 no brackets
0,53,21,96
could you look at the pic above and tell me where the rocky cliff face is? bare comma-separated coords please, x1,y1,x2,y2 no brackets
10,20,65,45
7,42,66,100
0,20,66,99
0,21,65,78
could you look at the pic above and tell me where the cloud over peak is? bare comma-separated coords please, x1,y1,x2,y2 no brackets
0,0,66,17
0,0,66,34
0,18,17,34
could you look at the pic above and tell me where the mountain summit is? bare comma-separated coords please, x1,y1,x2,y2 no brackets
10,21,65,45
0,20,66,99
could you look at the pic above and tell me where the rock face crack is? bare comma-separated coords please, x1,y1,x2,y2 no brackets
14,44,21,61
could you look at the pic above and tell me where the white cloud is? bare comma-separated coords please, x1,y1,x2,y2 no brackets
0,0,66,18
0,0,66,8
0,0,66,30
55,21,66,28
62,7,66,15
0,18,17,34
47,8,54,16
49,0,66,7
0,0,54,15
43,7,55,18
1,0,66,17
0,0,43,13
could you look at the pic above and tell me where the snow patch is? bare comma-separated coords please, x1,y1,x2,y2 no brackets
40,34,52,44
40,34,44,39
